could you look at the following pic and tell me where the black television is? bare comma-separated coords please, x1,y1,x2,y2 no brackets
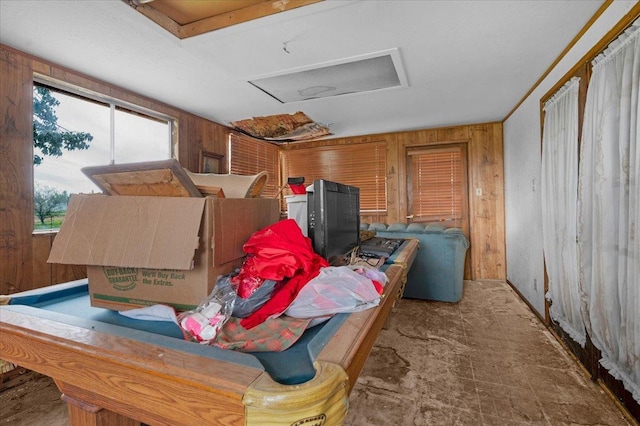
307,179,360,265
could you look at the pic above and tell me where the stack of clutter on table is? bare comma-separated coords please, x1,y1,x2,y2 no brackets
44,159,387,352
178,219,388,351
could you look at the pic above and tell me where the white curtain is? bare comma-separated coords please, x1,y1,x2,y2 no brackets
578,19,640,403
542,77,586,346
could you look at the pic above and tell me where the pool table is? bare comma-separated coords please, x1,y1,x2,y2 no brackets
0,242,416,426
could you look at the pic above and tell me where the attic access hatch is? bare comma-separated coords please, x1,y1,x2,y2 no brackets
127,0,324,39
248,49,409,103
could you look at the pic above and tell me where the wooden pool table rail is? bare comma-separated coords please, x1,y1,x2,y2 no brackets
0,250,413,425
317,264,403,393
1,305,260,425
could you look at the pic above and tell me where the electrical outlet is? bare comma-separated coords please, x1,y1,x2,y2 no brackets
475,187,482,196
534,278,537,291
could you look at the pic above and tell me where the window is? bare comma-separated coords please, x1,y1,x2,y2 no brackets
407,144,467,227
228,132,279,199
33,83,171,231
281,141,387,213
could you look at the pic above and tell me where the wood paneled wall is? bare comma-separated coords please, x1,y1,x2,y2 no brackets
1,44,506,295
284,123,506,281
0,45,230,295
398,124,507,280
1,48,33,294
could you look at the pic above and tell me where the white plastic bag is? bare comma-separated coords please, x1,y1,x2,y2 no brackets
285,266,381,318
177,282,236,344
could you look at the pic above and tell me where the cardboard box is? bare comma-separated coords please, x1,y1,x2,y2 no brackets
48,194,279,311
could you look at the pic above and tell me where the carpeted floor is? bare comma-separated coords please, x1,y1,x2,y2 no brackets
1,280,634,425
345,280,634,425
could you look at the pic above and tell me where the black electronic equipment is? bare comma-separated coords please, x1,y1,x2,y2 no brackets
307,179,360,265
359,237,404,258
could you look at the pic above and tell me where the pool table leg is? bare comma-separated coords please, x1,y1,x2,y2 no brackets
59,387,141,426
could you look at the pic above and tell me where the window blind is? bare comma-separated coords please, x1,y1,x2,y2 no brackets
408,145,464,224
229,133,279,199
281,142,387,212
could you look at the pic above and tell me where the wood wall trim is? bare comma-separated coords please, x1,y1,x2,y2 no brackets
0,48,34,294
2,44,177,117
1,43,231,174
280,133,393,150
540,2,640,105
503,0,615,122
549,314,640,422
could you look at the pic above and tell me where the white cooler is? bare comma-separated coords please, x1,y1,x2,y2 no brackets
285,194,308,236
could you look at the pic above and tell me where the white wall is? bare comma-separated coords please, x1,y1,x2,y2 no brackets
503,0,638,317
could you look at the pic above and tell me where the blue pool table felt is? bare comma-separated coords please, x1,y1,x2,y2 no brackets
7,280,349,385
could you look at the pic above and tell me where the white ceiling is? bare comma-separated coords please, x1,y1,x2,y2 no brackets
0,0,604,139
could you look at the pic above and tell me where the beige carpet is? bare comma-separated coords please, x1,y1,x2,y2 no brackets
346,280,633,426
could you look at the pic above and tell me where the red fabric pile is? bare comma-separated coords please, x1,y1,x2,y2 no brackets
238,219,329,329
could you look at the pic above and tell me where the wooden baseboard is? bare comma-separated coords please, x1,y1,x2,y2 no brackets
505,279,546,324
549,322,639,424
505,279,639,423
